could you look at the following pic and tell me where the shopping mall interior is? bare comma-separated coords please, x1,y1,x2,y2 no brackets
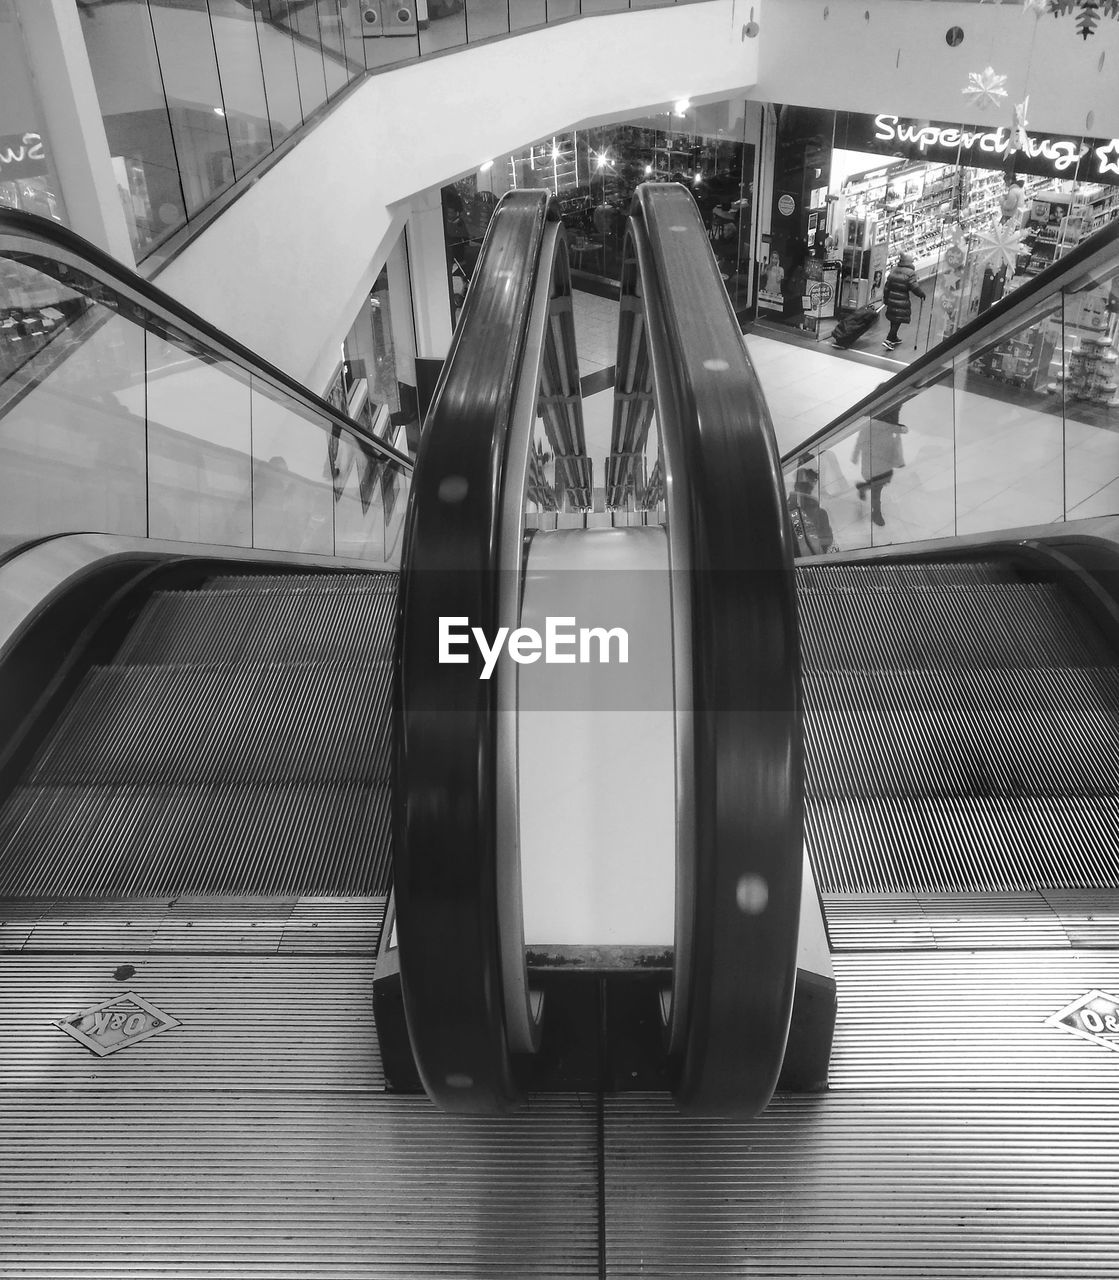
1,1,1119,1275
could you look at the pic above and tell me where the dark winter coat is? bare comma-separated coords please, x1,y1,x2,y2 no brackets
883,264,926,322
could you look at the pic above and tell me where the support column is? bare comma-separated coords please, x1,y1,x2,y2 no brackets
13,0,135,267
405,185,454,361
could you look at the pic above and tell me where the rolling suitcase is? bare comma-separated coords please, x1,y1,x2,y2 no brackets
830,304,881,349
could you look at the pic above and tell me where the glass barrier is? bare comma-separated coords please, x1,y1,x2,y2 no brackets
0,217,411,565
73,0,707,262
783,222,1119,556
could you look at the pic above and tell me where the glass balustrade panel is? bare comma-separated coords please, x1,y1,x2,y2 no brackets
249,379,336,555
951,299,1067,538
510,0,547,28
209,0,277,175
0,257,147,541
420,2,467,55
316,0,357,97
144,325,253,547
333,429,389,563
465,0,511,41
148,2,237,219
545,0,581,17
255,10,306,143
1060,269,1119,521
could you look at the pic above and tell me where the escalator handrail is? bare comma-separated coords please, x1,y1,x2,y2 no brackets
780,213,1119,469
394,190,556,1112
626,183,804,1115
0,209,412,470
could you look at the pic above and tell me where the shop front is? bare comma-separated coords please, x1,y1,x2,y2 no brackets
761,104,1119,365
440,104,758,323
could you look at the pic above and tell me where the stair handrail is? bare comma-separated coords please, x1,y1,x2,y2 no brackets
394,190,567,1111
625,183,804,1115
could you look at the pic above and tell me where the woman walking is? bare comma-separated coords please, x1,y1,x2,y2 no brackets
882,252,926,351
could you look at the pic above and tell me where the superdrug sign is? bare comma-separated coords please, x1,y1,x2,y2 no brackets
837,111,1119,186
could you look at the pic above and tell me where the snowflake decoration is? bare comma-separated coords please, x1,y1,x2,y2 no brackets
963,66,1010,111
973,221,1030,270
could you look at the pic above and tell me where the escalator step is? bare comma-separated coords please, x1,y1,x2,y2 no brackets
799,582,1104,669
118,580,397,665
203,573,398,593
805,794,1119,894
0,781,393,898
27,661,393,785
804,666,1119,799
797,560,1020,591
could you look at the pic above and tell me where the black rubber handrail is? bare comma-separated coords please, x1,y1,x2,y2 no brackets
624,184,804,1115
394,190,557,1112
0,209,411,470
780,213,1119,469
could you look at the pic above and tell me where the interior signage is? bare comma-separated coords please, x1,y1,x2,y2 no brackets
0,131,47,181
874,115,1086,172
836,110,1119,186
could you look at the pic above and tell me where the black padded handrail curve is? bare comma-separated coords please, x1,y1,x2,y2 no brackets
393,190,557,1112
0,209,411,470
626,183,804,1115
780,213,1119,469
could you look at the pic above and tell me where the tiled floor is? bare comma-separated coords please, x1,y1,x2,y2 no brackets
570,289,1119,553
573,288,886,458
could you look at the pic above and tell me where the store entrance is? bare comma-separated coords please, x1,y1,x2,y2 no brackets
758,106,1119,369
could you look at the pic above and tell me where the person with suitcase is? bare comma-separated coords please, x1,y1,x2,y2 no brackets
882,252,926,350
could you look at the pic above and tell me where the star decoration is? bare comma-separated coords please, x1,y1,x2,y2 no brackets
1096,138,1119,177
973,221,1030,270
963,66,1010,110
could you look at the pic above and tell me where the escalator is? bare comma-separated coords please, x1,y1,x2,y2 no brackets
2,193,1119,1276
0,571,397,898
800,557,1119,895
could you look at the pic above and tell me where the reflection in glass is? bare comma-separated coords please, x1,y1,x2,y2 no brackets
465,0,510,41
420,0,467,55
209,0,276,176
0,260,147,540
510,0,547,28
288,3,330,119
0,8,67,226
255,7,305,144
148,0,236,217
250,380,334,554
954,305,1066,537
316,0,356,97
145,326,253,545
80,0,187,255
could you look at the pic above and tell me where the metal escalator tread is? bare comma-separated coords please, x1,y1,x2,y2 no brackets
29,661,393,785
0,782,393,897
805,665,1119,799
797,559,1022,591
797,559,1119,893
805,795,1119,893
799,580,1103,669
117,576,397,665
0,571,398,898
